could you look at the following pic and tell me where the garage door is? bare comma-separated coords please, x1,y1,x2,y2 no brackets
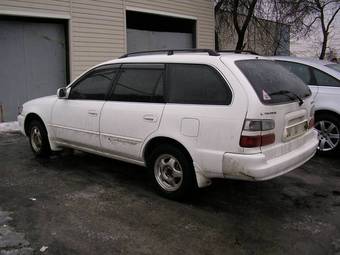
126,11,196,53
0,18,67,122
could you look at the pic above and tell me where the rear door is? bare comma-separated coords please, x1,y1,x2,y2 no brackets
100,63,165,160
51,65,118,149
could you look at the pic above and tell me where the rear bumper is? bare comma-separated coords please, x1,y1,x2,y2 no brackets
222,130,318,181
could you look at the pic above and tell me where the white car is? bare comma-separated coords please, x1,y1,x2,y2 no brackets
18,49,318,199
272,56,340,155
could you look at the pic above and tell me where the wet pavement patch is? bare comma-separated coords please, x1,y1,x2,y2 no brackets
0,209,33,255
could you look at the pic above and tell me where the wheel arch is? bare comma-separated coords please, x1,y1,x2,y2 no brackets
315,109,340,120
142,136,212,188
142,136,193,165
24,113,46,136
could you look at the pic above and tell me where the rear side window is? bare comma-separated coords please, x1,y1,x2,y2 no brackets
312,68,340,87
276,61,313,84
111,64,164,102
69,66,118,100
236,60,311,105
167,64,232,105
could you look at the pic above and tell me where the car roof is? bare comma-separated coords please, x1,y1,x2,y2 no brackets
268,55,333,66
99,52,261,66
68,53,261,87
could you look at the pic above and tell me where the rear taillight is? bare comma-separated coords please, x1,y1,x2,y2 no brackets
240,119,275,148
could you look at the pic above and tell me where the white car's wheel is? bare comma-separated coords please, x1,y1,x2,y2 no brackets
28,120,51,157
147,144,197,200
315,113,340,155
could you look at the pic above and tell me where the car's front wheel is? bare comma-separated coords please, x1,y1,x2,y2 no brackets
147,144,197,200
28,120,51,157
315,113,340,155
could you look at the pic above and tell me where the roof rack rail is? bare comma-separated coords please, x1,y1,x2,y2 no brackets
218,50,259,55
119,48,220,58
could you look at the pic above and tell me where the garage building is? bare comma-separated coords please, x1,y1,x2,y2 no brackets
0,0,215,121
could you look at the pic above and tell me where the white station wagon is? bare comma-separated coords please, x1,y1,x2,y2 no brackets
18,49,318,199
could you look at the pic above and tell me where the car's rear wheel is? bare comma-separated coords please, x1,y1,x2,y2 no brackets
315,113,340,155
28,120,51,157
147,144,197,200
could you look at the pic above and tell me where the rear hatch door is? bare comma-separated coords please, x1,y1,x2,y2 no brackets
230,58,313,152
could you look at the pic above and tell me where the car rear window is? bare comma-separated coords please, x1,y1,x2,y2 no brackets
235,59,311,105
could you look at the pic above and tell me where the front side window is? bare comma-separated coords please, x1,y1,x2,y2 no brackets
276,61,313,84
69,65,118,100
167,64,232,105
312,68,340,87
111,64,164,103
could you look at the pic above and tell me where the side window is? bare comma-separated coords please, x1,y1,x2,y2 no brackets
276,61,313,84
167,64,231,105
277,61,314,85
112,64,164,102
312,68,340,87
69,66,118,100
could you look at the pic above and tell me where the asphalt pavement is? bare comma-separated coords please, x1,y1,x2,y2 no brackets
0,132,340,255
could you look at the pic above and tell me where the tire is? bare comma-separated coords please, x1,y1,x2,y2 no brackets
28,120,51,157
315,113,340,156
147,144,198,200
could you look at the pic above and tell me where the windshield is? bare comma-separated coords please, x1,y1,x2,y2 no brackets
235,59,311,105
326,63,340,73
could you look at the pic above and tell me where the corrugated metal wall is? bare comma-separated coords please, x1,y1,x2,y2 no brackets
0,20,67,121
0,0,214,80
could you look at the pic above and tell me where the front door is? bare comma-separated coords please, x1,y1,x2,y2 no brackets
100,63,165,160
51,65,119,149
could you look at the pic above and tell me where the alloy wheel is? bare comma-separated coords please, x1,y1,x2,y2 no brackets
315,120,340,152
154,154,183,192
30,126,42,153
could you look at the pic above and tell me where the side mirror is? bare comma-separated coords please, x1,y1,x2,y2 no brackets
57,87,67,99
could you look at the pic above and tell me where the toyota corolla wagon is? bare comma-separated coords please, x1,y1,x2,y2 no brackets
18,49,318,199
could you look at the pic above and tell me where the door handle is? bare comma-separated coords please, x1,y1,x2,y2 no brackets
88,110,98,117
143,114,157,122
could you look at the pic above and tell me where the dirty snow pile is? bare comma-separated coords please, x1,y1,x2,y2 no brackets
0,121,20,133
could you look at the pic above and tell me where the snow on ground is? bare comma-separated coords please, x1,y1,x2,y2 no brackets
0,121,20,133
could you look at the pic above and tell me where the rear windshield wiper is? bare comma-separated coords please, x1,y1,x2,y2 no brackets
269,90,304,106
